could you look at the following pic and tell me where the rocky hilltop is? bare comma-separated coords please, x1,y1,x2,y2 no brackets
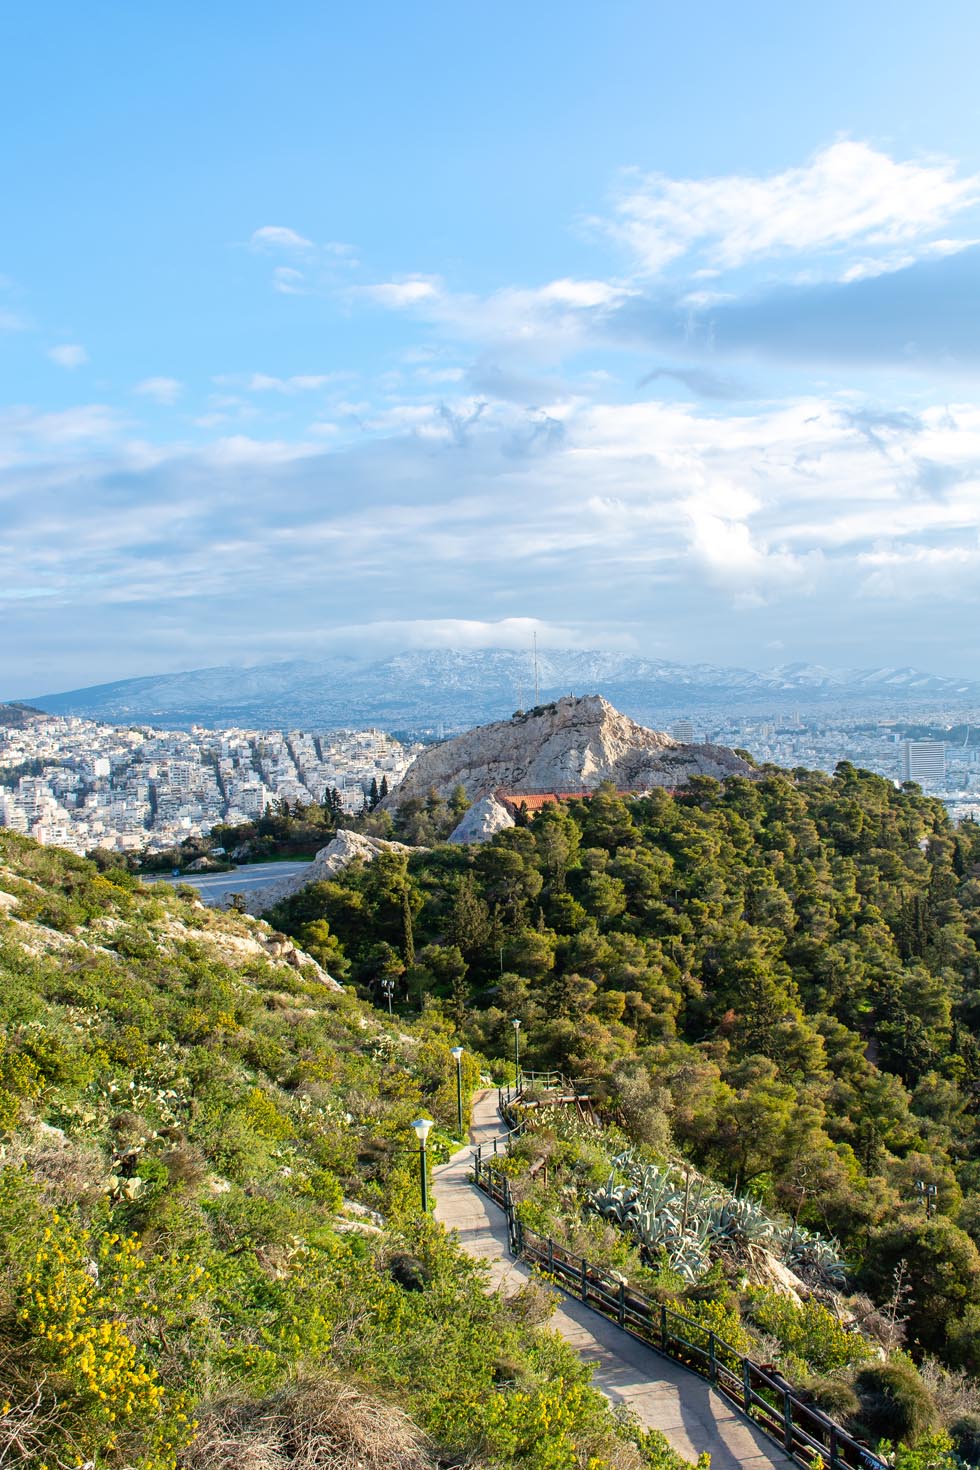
388,694,754,805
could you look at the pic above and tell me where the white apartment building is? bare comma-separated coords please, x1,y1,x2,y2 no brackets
900,741,947,788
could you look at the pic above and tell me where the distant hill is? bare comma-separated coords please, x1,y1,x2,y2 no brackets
0,701,50,728
25,648,980,731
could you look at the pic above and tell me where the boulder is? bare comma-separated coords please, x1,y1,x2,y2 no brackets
240,829,420,915
448,793,516,845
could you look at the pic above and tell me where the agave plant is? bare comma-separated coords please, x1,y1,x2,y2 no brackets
783,1228,848,1287
709,1195,778,1248
591,1147,848,1292
670,1226,712,1283
588,1178,642,1228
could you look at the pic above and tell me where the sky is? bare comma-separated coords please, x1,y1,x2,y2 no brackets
3,0,980,697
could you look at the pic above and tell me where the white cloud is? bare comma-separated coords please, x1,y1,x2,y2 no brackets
857,541,980,600
321,616,632,653
534,278,627,308
361,278,442,307
135,376,183,405
0,407,125,475
48,344,89,369
6,381,980,684
273,266,307,295
250,230,358,294
250,225,313,252
201,435,320,467
604,141,980,277
358,275,635,363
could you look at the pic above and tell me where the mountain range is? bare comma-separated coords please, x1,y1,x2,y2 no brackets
25,649,980,731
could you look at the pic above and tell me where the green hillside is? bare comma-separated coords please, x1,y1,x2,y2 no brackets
266,766,980,1459
0,831,687,1470
6,757,980,1468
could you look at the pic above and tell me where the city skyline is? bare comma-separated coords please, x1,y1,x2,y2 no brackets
4,703,977,861
4,3,980,693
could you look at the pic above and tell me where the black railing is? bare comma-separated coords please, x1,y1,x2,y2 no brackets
471,1089,886,1470
497,1070,596,1116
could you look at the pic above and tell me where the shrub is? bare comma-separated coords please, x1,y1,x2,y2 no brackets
677,1295,751,1357
854,1359,937,1446
746,1288,873,1376
0,1169,197,1469
917,1355,980,1423
803,1375,861,1422
887,1432,960,1470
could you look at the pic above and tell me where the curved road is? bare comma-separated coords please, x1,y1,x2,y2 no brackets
143,860,312,906
432,1089,794,1470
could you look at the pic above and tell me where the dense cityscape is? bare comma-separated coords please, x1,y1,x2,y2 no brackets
682,713,980,825
2,704,979,858
0,713,419,855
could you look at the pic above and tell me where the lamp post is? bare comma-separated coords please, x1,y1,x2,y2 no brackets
915,1179,938,1217
411,1117,434,1213
511,1018,521,1091
380,976,395,1015
450,1046,464,1138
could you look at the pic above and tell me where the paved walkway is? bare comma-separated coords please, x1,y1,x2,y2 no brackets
432,1089,794,1470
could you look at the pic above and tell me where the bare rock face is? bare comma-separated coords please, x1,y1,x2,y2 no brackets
447,793,516,845
242,829,419,915
389,694,753,805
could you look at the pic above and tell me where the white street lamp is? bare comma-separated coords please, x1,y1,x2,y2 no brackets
411,1117,434,1212
450,1046,464,1136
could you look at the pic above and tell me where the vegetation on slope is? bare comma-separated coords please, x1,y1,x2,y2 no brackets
0,831,694,1470
266,766,980,1458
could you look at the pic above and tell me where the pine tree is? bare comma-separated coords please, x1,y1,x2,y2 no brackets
449,873,492,954
323,787,345,824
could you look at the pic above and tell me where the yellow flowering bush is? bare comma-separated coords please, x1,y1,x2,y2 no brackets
0,1036,43,1134
677,1295,751,1356
430,1376,608,1469
745,1287,873,1374
5,1183,196,1469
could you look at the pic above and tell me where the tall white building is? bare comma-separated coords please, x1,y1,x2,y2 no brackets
900,741,946,788
671,719,695,743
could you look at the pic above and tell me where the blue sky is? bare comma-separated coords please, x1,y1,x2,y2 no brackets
4,1,980,696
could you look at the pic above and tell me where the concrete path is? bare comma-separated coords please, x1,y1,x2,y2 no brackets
432,1089,795,1470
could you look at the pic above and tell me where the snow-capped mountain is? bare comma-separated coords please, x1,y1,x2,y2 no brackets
27,650,980,731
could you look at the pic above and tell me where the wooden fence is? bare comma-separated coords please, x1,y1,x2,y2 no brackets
472,1092,886,1470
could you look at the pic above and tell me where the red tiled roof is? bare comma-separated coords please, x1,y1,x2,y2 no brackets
497,789,641,811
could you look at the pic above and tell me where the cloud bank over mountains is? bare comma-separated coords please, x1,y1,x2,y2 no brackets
4,140,980,694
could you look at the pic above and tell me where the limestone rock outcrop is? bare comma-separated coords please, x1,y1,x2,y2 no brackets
447,793,516,845
241,829,420,915
388,694,753,806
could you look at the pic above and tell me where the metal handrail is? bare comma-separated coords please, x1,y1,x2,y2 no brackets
468,1082,886,1470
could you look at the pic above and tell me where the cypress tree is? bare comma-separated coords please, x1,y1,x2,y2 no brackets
402,885,415,968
